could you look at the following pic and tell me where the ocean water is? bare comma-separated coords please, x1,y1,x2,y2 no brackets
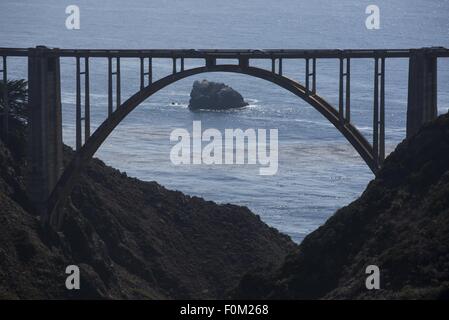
1,0,449,242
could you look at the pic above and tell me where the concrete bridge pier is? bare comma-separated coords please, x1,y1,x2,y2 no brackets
407,49,438,138
27,46,63,226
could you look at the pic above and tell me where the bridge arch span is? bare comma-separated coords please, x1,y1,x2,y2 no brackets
48,64,376,226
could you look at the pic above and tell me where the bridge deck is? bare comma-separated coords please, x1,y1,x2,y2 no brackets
1,47,449,58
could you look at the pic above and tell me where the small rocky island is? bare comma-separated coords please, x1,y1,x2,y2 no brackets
188,80,248,111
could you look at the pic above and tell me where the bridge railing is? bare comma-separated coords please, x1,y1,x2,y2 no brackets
2,47,449,58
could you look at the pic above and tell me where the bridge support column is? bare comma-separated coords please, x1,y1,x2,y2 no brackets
205,57,216,68
407,49,438,138
239,57,249,69
27,46,63,225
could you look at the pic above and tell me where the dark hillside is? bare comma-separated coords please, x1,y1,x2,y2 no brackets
0,119,295,299
235,112,449,300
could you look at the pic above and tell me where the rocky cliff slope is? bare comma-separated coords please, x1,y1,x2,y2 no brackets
0,119,295,299
235,112,449,300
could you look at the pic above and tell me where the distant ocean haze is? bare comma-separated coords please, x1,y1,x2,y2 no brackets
1,0,449,242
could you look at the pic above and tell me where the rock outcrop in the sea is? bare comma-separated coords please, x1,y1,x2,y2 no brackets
234,112,449,300
188,80,248,111
0,118,295,299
